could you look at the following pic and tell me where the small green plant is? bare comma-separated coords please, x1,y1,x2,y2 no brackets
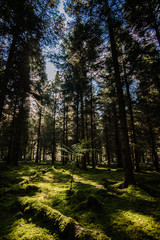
61,140,90,193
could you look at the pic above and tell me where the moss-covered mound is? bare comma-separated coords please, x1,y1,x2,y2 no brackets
0,162,160,239
19,198,109,240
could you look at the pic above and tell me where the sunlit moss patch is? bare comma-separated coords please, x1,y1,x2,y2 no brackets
0,162,160,240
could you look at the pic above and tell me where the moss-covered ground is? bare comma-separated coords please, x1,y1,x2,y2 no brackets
0,161,160,240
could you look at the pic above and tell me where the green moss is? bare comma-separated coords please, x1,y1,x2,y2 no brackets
11,184,40,196
66,189,87,205
74,194,102,212
76,228,110,240
5,218,58,240
59,217,76,239
0,162,160,240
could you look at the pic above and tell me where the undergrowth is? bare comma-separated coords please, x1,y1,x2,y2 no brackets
0,161,160,240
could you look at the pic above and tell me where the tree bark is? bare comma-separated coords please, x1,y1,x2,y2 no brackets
52,98,57,164
85,108,90,165
104,115,111,166
91,80,95,169
105,0,135,186
112,101,123,168
80,92,87,170
76,93,79,143
62,102,66,165
35,108,42,163
146,104,159,170
122,58,140,172
43,147,46,162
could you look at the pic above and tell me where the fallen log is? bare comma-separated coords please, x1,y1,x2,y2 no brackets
19,198,110,240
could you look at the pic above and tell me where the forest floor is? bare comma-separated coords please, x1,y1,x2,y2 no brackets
0,161,160,240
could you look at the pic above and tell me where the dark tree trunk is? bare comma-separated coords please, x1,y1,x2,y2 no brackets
104,117,111,166
52,104,56,164
23,144,27,160
91,81,95,169
62,103,66,165
61,102,68,165
105,0,135,186
65,108,68,164
12,101,25,166
146,104,159,170
76,94,79,143
35,108,42,163
43,147,46,162
39,144,42,162
85,110,90,165
123,59,140,172
32,146,35,161
80,92,87,170
112,101,123,168
30,144,33,161
7,104,17,164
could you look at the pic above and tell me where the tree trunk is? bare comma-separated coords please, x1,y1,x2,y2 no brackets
80,92,87,170
7,104,17,164
52,102,56,164
105,0,135,186
43,147,46,161
112,101,123,168
12,101,25,166
122,58,140,172
62,102,66,165
35,108,42,163
76,93,79,143
85,109,90,165
146,104,159,170
104,116,111,166
91,80,95,169
65,107,68,164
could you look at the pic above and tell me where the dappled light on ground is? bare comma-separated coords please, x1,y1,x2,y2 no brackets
0,162,160,239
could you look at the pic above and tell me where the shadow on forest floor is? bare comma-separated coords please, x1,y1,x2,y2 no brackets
0,161,160,240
